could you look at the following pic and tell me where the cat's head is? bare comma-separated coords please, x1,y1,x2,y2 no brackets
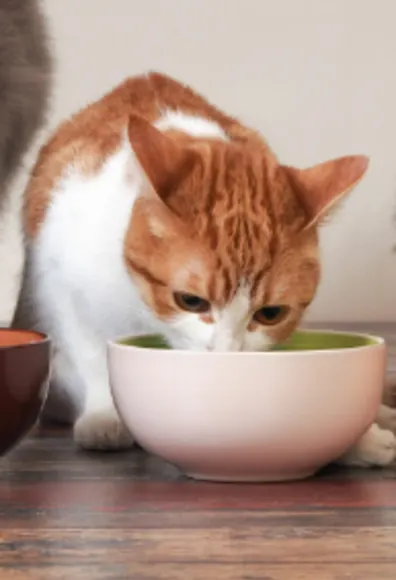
124,114,368,351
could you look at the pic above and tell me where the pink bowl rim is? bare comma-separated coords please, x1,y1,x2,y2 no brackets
107,328,385,358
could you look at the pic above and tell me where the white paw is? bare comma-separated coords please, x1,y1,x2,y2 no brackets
339,423,396,467
74,408,134,451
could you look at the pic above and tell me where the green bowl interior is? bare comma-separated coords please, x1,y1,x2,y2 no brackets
119,330,380,351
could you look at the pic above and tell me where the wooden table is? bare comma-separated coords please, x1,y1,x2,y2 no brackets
1,323,396,580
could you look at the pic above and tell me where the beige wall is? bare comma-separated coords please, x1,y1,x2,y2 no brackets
1,0,396,323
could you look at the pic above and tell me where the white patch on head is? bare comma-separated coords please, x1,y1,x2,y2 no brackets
211,284,251,351
212,284,273,352
163,283,274,352
155,110,228,141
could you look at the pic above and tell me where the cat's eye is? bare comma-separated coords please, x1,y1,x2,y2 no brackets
253,305,290,326
173,292,211,314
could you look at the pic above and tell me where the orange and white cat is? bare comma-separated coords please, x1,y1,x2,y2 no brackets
13,72,396,464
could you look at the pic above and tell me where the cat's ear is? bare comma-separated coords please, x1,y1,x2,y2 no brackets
127,114,196,199
283,155,369,229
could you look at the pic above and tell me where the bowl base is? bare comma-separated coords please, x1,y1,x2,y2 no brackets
185,469,317,483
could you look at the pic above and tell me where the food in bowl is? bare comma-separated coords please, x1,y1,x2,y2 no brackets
108,330,385,482
0,329,50,456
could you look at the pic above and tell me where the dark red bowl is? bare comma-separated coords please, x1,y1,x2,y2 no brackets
0,329,50,456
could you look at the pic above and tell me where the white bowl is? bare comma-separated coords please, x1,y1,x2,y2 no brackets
107,330,386,482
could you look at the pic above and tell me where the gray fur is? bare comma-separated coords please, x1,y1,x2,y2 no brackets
0,0,52,207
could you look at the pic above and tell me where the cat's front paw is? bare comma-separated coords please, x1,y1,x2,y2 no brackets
338,423,396,467
74,409,134,451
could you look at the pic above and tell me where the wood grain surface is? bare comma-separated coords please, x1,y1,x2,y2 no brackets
1,323,396,580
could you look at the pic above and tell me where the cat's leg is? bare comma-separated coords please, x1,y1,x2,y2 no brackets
34,287,134,450
337,423,396,467
57,325,134,450
72,338,134,451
